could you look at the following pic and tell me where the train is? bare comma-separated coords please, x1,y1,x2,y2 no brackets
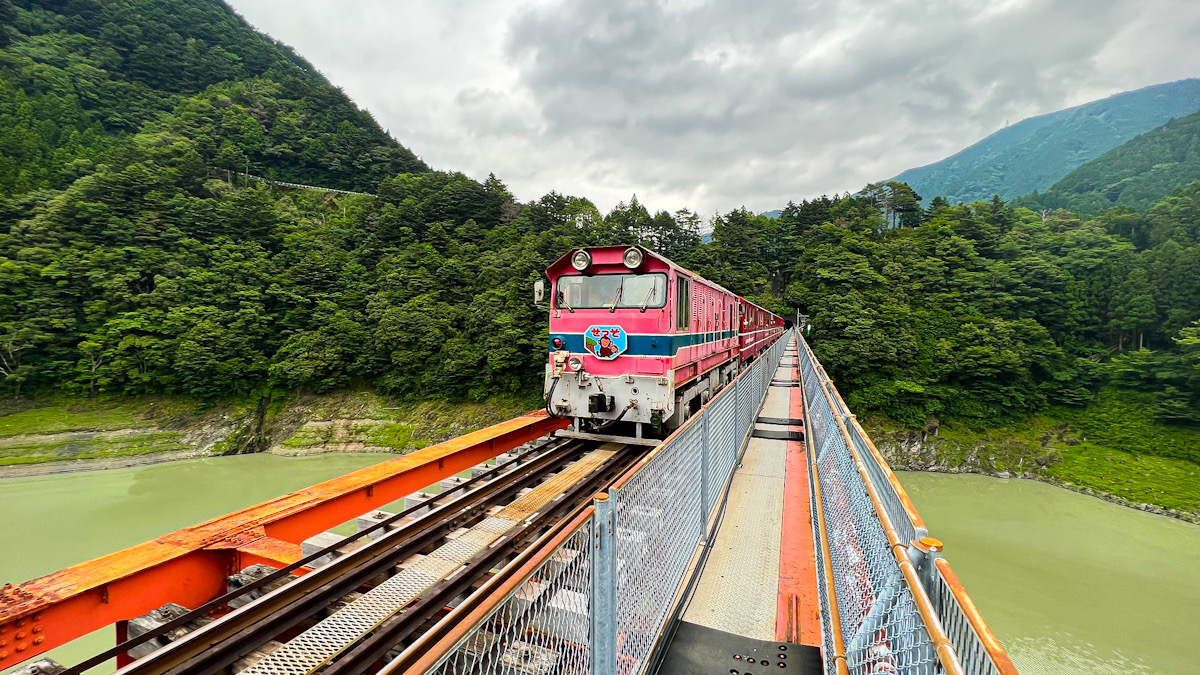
537,245,784,445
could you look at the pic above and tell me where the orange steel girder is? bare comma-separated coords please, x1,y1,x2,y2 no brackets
0,411,567,669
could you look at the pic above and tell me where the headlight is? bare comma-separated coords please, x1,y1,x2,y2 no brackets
571,250,592,271
622,247,644,269
568,355,584,372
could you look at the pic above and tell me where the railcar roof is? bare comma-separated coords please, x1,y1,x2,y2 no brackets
547,245,741,299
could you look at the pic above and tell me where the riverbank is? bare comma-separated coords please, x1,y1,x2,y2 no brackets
0,391,541,478
865,395,1200,526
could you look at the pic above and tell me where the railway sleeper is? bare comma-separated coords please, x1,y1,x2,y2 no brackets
125,603,214,660
400,491,437,517
356,510,418,541
447,628,571,674
8,658,66,675
227,565,300,609
230,641,283,673
300,532,369,568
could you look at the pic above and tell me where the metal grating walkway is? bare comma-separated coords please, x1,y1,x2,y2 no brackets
681,383,793,640
682,436,786,638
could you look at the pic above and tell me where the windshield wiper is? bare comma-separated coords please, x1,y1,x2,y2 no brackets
557,290,574,313
609,279,625,313
639,277,658,313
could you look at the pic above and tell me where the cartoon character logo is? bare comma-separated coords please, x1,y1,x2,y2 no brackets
584,325,628,360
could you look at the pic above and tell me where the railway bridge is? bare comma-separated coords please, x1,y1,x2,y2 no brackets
0,332,1017,675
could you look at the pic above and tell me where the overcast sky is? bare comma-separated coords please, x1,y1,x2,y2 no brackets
227,0,1200,215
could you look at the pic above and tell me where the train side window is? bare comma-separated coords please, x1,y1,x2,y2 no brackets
676,277,690,330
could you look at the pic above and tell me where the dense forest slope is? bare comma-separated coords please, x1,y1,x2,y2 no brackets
888,79,1200,203
1017,109,1200,214
0,0,425,197
1,1,1197,513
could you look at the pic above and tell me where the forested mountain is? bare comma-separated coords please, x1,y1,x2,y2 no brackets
1,0,1197,479
0,0,425,197
1017,109,1200,214
783,189,1200,449
888,79,1200,204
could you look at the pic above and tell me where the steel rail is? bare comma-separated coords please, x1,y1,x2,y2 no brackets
116,440,592,675
63,439,564,675
155,441,591,675
323,443,639,675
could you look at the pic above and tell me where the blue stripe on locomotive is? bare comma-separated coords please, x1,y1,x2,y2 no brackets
549,331,739,356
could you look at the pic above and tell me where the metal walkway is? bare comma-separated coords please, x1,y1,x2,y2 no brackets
681,391,790,638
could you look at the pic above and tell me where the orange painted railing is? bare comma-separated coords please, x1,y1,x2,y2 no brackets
0,411,567,669
799,334,1018,675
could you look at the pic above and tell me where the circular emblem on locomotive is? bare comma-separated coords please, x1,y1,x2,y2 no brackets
584,325,627,360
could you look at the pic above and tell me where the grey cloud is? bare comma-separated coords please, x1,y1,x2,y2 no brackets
228,0,1200,214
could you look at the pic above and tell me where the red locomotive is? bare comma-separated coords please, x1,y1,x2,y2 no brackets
538,245,784,444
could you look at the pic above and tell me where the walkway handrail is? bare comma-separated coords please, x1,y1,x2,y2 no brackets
798,334,1018,675
820,382,964,675
808,427,851,675
931,558,1019,675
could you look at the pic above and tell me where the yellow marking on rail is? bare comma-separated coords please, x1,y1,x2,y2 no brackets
495,444,620,521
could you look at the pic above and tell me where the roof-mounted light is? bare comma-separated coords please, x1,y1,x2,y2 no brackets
571,249,592,271
622,247,644,269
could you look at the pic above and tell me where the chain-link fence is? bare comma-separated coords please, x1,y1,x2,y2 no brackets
420,334,787,675
423,517,595,675
798,335,1016,675
929,559,1011,675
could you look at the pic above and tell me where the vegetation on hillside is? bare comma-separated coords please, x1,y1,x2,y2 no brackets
1,0,1198,504
0,0,425,198
1018,109,1200,214
889,78,1200,204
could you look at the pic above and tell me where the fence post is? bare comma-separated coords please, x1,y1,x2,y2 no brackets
700,407,712,538
592,492,618,675
734,370,742,441
910,537,944,601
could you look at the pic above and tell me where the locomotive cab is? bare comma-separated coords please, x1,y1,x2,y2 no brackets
541,245,766,445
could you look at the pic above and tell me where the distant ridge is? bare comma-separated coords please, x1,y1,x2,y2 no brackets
888,79,1200,203
1019,108,1200,214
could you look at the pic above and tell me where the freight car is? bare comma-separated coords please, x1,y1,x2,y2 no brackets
538,245,783,444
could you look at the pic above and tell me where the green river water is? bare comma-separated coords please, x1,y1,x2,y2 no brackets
898,472,1200,675
1,456,1197,673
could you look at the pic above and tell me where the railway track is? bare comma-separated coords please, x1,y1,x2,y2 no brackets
79,436,636,675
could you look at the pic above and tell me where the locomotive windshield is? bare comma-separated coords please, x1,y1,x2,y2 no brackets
556,273,667,310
